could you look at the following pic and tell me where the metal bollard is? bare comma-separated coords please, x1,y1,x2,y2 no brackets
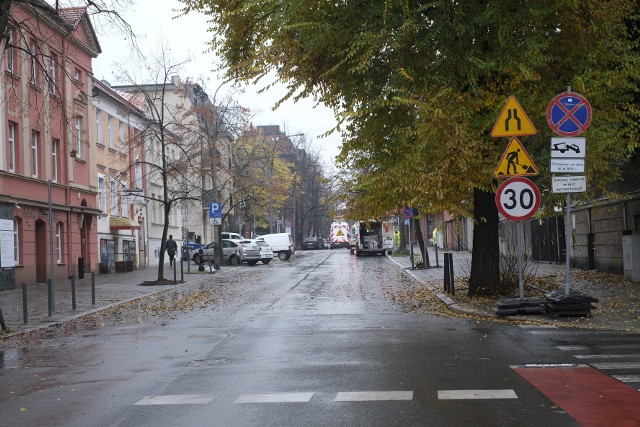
173,260,177,284
444,253,450,293
91,272,96,305
71,275,76,310
180,257,184,281
22,283,28,324
48,278,53,317
443,253,455,295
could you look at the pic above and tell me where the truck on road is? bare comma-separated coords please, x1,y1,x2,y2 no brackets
329,221,351,249
350,220,395,256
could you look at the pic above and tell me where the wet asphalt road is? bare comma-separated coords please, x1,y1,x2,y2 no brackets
0,249,600,426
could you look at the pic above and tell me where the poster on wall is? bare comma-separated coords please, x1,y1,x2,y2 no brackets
0,219,15,268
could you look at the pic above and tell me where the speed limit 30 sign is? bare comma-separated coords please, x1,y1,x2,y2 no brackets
495,177,541,221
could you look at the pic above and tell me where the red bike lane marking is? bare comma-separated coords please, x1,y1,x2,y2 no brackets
513,365,640,426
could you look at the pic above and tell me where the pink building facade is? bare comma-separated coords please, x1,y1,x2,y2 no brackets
0,4,101,288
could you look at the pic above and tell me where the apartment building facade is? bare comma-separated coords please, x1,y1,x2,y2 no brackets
0,3,101,289
90,79,149,272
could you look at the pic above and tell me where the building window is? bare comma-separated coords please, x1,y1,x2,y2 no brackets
49,53,58,94
108,116,114,149
119,123,126,153
151,193,157,223
98,174,106,212
52,138,59,182
56,223,63,263
6,28,14,73
29,41,37,84
13,218,20,264
31,130,39,178
74,67,81,80
75,115,84,158
135,157,142,189
8,122,16,172
121,181,128,217
96,109,104,146
110,178,119,216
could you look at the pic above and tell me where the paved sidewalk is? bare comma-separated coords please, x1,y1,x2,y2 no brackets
391,245,640,332
0,260,220,338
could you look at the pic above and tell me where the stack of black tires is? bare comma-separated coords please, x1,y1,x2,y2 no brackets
545,291,598,317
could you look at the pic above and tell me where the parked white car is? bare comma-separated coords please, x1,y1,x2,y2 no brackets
253,239,274,264
221,232,244,240
255,233,295,260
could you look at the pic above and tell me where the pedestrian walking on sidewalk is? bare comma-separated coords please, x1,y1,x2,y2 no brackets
166,235,178,266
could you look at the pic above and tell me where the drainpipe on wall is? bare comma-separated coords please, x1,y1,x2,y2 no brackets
62,35,73,279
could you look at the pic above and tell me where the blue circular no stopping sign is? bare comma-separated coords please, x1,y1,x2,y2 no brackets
546,92,592,136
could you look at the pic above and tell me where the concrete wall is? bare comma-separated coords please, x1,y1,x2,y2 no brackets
571,192,640,275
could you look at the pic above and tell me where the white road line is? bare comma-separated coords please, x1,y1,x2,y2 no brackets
528,331,558,335
234,393,314,403
134,394,215,405
591,362,640,370
597,344,640,350
556,345,588,351
334,391,413,402
438,390,518,400
613,375,640,383
518,325,558,329
574,354,640,359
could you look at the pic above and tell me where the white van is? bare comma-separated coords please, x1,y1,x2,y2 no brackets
221,232,244,240
255,233,295,260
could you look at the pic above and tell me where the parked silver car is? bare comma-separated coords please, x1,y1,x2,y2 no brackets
193,239,261,266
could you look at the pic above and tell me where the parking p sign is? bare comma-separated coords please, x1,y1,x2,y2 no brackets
209,202,222,218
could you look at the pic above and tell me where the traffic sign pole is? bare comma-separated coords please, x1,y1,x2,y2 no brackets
516,220,525,300
564,193,572,295
547,86,592,296
495,177,541,300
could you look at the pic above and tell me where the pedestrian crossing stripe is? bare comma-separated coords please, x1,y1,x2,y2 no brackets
491,96,537,137
235,393,314,403
494,137,539,178
135,394,216,405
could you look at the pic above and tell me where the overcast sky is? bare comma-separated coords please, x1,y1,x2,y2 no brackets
89,0,342,167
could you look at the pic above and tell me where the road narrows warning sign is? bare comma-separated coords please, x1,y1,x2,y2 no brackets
491,96,537,138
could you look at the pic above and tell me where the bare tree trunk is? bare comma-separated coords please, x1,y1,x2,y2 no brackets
0,306,6,331
468,187,500,296
399,218,407,250
413,209,430,267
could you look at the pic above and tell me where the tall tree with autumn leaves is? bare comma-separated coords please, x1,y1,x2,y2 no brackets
179,0,640,296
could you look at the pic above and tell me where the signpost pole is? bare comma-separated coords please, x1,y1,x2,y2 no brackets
409,218,414,269
565,193,571,296
516,220,524,300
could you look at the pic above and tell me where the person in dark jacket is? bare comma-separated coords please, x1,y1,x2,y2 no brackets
166,235,178,266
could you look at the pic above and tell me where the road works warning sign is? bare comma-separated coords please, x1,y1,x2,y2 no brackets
494,137,539,178
491,96,537,138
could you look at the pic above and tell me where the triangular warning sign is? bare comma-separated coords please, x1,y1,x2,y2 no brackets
495,137,539,178
491,96,537,138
